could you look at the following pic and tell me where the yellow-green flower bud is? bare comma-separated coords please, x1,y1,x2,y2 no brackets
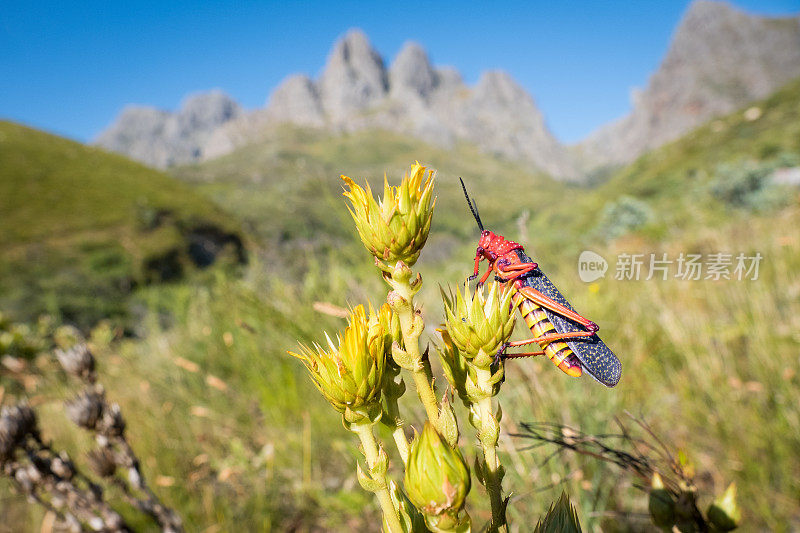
288,305,386,418
342,162,435,267
435,328,470,406
444,282,516,369
648,472,676,528
404,423,471,530
707,482,741,531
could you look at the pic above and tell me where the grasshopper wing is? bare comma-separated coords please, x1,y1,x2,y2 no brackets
514,250,621,387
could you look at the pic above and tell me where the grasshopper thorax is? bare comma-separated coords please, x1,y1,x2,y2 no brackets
477,231,523,262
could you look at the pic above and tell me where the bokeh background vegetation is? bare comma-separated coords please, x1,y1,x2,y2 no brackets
1,77,799,530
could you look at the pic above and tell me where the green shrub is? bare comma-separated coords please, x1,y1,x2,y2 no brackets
709,160,790,212
596,195,654,240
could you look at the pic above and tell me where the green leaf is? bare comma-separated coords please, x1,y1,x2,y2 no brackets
472,456,486,486
436,394,460,447
387,480,430,533
356,462,386,493
534,492,582,533
392,344,418,370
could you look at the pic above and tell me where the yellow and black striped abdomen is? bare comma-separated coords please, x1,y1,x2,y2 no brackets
513,293,582,377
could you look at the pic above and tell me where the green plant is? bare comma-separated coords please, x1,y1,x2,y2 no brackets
514,417,741,532
709,160,790,212
533,492,582,532
595,195,654,240
289,163,587,532
0,329,183,531
0,120,245,328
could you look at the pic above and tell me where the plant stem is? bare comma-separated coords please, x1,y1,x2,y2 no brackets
391,426,410,466
351,422,404,533
384,395,410,465
410,366,439,424
392,271,440,426
476,367,507,533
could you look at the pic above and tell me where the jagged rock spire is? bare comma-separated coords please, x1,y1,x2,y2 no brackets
266,74,324,127
389,42,437,101
318,29,388,122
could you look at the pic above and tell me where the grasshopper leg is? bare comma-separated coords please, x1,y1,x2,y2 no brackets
493,261,599,333
515,286,599,332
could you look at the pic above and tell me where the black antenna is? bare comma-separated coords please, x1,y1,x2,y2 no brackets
459,177,484,231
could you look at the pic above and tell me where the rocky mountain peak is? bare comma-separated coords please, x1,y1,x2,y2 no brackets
94,30,578,179
95,89,240,168
456,69,574,178
474,70,530,106
176,90,241,132
331,29,374,60
319,29,388,121
265,74,324,127
94,106,170,164
682,0,734,22
389,42,436,100
98,9,800,180
433,67,466,94
578,0,800,170
664,0,800,99
100,106,170,139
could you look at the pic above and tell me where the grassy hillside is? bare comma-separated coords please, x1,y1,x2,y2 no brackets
0,121,245,328
172,126,565,251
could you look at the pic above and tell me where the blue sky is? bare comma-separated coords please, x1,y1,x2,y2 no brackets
2,1,798,144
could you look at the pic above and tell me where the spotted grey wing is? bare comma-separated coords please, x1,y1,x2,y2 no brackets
514,250,621,387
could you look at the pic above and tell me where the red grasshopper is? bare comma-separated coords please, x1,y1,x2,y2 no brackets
461,179,621,387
